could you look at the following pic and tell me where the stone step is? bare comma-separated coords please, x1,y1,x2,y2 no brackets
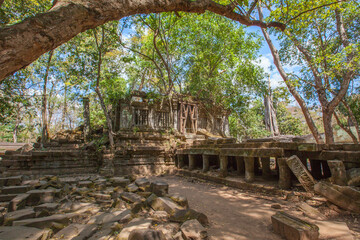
4,208,36,226
0,175,23,186
0,194,17,202
13,213,78,228
1,185,31,194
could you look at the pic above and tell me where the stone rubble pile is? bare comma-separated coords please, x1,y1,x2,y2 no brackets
0,175,209,240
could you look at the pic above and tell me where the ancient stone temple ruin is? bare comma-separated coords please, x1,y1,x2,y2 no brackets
1,92,360,239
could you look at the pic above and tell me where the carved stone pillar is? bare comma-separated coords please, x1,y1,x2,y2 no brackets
219,155,228,177
244,157,255,183
261,157,271,178
278,158,291,189
236,156,245,175
202,155,210,172
188,154,195,170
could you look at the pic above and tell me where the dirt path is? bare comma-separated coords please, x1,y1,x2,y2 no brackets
151,175,286,240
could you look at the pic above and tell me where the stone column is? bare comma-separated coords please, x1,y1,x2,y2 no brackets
278,158,292,189
328,160,347,186
236,156,245,175
188,154,195,170
244,157,255,183
202,155,210,172
83,97,91,143
310,160,322,180
219,155,228,177
261,157,271,178
177,155,184,168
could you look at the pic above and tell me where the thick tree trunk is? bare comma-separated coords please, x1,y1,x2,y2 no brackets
257,5,323,143
41,50,54,145
334,112,358,144
0,0,284,81
322,111,335,144
13,123,18,143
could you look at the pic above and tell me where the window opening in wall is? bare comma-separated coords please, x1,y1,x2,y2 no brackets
134,109,148,126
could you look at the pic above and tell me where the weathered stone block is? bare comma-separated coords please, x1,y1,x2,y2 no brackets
8,193,29,212
327,160,347,186
116,218,153,240
135,178,151,191
151,197,183,215
0,226,48,240
34,203,59,212
180,219,207,240
271,211,319,240
314,181,360,213
121,192,145,204
347,168,360,187
129,229,166,240
1,185,31,194
110,177,130,188
150,181,168,197
126,183,139,192
168,193,189,208
53,223,86,239
4,208,36,226
170,209,209,227
26,189,59,205
13,213,78,228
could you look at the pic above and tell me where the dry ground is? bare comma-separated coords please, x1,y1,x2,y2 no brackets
150,175,358,240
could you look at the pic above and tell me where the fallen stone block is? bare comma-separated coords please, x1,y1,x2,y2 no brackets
286,155,316,193
8,193,29,212
0,226,49,240
52,223,86,240
126,183,139,192
1,185,31,194
151,211,169,222
128,229,166,240
150,181,168,197
151,197,183,215
4,208,36,226
297,202,325,220
78,181,93,188
347,168,360,187
154,223,180,240
168,193,189,208
180,219,208,240
110,177,130,188
116,218,153,240
88,226,113,240
26,189,59,205
34,203,59,212
4,175,23,186
109,209,132,223
13,213,78,228
121,192,145,204
173,231,185,240
327,160,347,186
135,178,151,191
314,181,360,213
72,223,98,240
271,211,319,240
0,194,17,202
170,209,209,227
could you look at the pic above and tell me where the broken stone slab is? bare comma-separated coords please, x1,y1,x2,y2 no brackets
151,211,169,222
26,189,60,205
314,181,360,213
3,175,23,186
154,223,180,240
297,202,325,220
170,209,209,227
128,229,166,240
89,193,111,201
151,197,183,215
347,168,360,187
34,203,59,212
150,181,169,197
327,160,347,186
135,178,151,191
168,193,189,208
52,223,86,239
0,194,17,202
126,183,139,192
110,177,130,188
78,180,93,188
173,231,185,240
180,219,208,240
286,155,317,193
88,227,112,240
13,213,79,228
116,218,153,240
1,185,31,194
0,226,49,240
271,211,319,240
71,223,98,240
109,209,132,224
8,193,29,212
4,208,36,226
121,192,145,204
